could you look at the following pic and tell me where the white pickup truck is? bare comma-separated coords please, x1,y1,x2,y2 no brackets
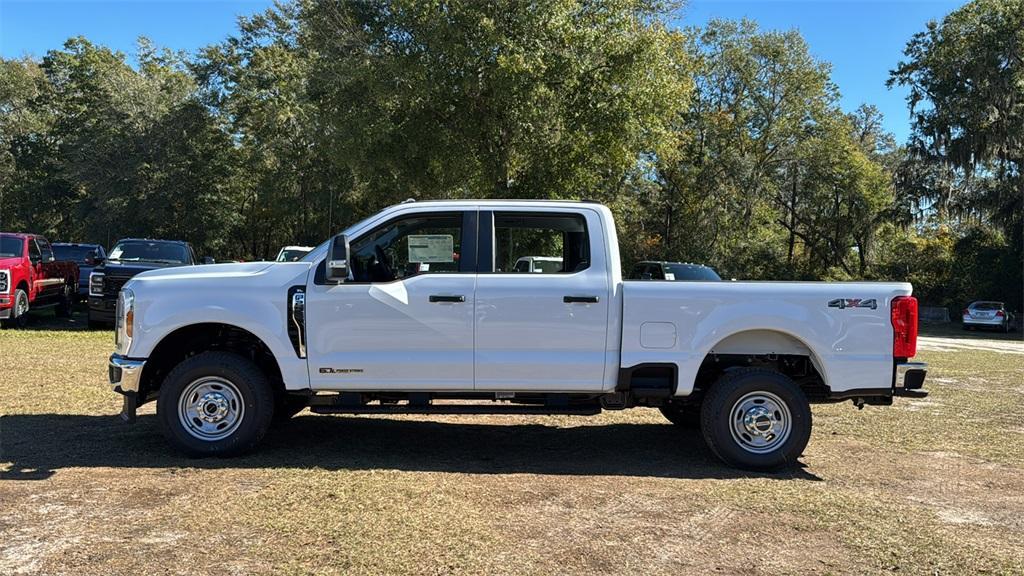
108,200,927,470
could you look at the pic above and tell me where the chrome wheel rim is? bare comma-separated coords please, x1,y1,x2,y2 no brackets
15,291,28,317
178,377,245,441
729,391,792,454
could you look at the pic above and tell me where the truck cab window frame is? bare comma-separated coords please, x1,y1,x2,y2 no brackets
480,211,590,274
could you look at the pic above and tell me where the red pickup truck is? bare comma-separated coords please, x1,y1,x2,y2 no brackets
0,233,79,328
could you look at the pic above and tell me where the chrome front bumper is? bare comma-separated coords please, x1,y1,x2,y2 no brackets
894,361,927,397
109,354,146,394
110,354,146,423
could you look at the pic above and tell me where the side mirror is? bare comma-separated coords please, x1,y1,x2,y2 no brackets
85,251,104,266
326,234,350,282
202,256,215,265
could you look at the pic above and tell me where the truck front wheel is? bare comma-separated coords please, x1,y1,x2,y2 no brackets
699,368,812,471
157,352,274,457
2,289,30,329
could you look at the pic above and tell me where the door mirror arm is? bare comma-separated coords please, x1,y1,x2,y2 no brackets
326,234,350,283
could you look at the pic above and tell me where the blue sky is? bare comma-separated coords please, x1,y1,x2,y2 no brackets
0,0,963,142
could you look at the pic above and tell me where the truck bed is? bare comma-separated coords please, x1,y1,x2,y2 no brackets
620,281,913,396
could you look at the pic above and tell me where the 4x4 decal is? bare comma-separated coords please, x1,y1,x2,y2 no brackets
828,298,877,310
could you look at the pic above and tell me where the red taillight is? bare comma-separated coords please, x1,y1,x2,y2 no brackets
996,310,1005,318
891,296,918,358
962,308,969,316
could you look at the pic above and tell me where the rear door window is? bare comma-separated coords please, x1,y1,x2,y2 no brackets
491,212,589,274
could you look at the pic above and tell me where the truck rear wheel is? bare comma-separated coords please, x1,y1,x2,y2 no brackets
157,351,274,457
55,283,74,318
699,368,811,471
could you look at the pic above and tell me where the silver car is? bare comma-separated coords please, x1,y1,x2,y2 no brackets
962,301,1015,332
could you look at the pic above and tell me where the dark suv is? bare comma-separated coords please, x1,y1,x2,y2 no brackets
88,239,209,327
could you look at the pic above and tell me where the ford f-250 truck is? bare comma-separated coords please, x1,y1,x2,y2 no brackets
1,233,79,328
108,200,927,470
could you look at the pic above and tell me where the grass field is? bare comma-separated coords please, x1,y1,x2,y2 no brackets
2,310,1023,575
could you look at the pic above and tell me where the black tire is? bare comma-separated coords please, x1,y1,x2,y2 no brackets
272,393,309,425
157,351,274,457
55,283,74,318
700,368,812,471
659,403,701,429
2,288,30,329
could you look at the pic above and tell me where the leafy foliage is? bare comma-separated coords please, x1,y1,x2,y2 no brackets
0,0,1019,310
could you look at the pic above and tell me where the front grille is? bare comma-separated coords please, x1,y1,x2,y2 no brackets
104,276,131,296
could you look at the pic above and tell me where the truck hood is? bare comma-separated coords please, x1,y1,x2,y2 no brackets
99,260,186,277
132,261,278,281
0,256,21,267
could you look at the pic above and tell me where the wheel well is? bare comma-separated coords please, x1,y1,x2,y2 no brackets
690,353,829,403
138,323,284,403
16,280,28,292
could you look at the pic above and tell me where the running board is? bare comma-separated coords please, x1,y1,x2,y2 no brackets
308,403,602,416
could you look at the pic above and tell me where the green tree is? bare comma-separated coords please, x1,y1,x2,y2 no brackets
889,0,1022,309
301,0,691,204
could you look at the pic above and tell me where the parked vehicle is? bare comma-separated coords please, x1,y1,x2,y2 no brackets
514,256,563,273
962,301,1015,332
107,200,926,470
629,261,721,281
88,239,209,328
52,242,106,298
276,246,313,262
0,233,79,328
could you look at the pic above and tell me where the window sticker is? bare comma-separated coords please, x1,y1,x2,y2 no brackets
408,234,454,263
664,272,675,281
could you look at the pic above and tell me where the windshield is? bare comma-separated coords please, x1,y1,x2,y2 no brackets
53,245,98,263
109,241,189,264
0,236,23,258
663,264,721,281
277,249,311,262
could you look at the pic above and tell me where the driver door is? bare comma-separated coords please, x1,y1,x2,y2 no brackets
304,210,478,391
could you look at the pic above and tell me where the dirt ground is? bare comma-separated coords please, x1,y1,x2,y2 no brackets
2,311,1023,575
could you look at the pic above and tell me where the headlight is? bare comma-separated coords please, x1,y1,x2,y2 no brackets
89,272,104,297
0,270,8,294
115,288,134,354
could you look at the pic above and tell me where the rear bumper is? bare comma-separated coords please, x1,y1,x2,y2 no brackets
893,361,928,398
963,317,1006,327
826,361,928,403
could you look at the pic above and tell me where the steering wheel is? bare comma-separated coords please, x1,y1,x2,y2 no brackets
374,244,394,280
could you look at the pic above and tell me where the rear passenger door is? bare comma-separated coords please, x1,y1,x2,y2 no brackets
474,209,611,392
